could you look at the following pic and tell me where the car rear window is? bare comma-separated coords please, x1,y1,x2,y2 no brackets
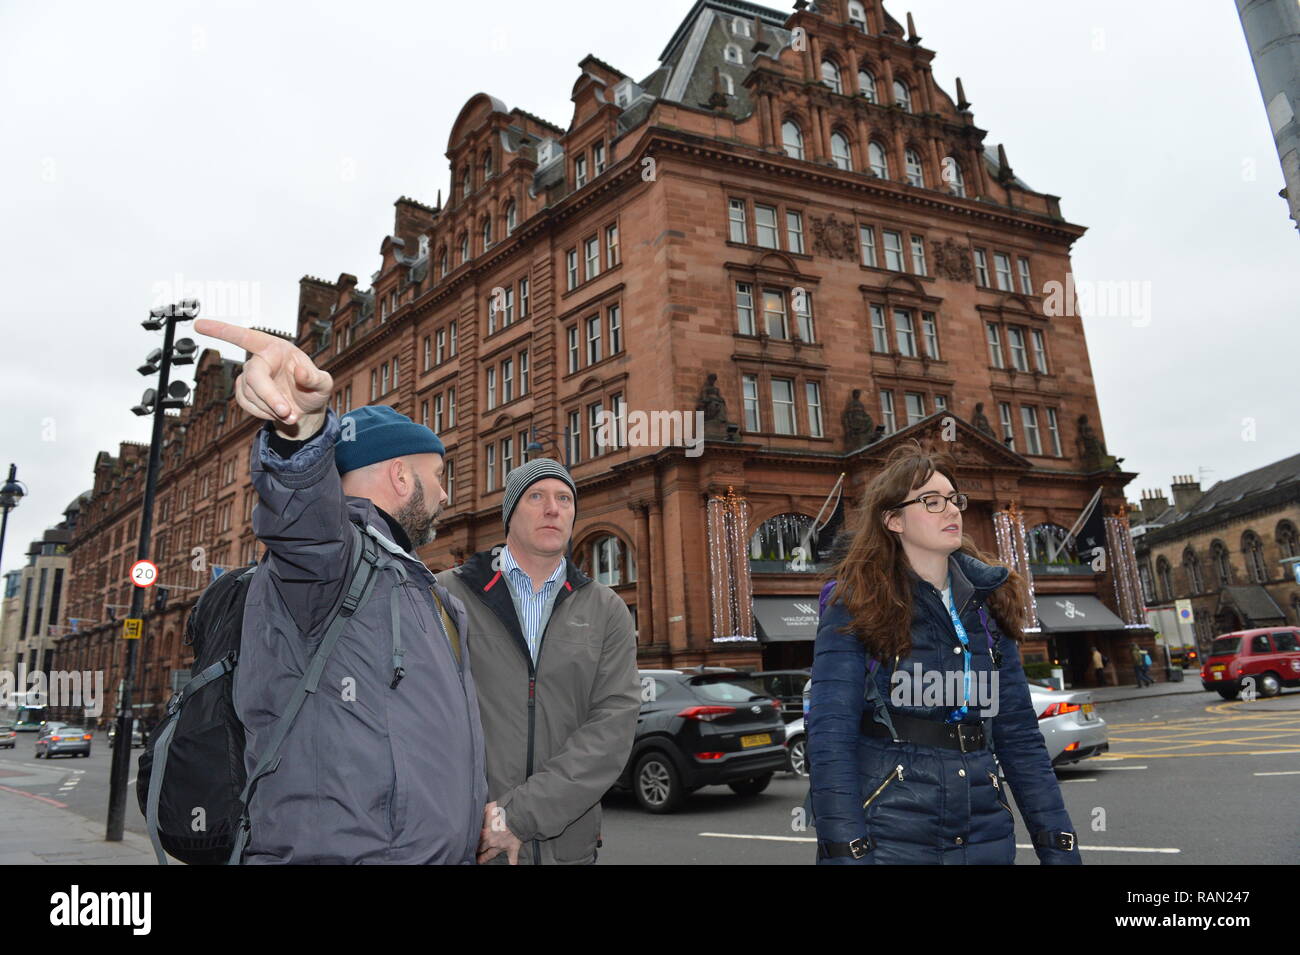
1272,632,1299,653
1210,636,1240,656
690,678,764,703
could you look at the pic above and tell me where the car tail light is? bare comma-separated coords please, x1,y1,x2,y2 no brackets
50,736,62,742
1063,742,1079,752
694,752,725,761
82,734,92,740
677,705,736,722
1038,701,1082,720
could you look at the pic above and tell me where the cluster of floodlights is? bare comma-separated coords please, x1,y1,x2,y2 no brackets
132,299,200,417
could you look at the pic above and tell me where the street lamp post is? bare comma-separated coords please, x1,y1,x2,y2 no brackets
105,300,197,842
0,463,28,578
524,424,572,468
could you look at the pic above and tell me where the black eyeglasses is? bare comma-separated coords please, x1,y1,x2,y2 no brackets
891,491,968,514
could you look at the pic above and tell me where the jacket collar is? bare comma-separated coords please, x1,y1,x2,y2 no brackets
905,549,1010,615
455,547,592,593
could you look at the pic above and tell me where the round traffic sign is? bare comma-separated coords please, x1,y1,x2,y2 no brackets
130,559,159,588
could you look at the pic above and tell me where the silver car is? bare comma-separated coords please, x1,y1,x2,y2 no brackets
1026,681,1108,765
795,682,1108,774
34,722,92,758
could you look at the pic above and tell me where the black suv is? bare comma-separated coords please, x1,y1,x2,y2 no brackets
612,669,787,813
735,669,811,723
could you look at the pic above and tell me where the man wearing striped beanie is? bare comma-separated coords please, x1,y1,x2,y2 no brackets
435,457,639,865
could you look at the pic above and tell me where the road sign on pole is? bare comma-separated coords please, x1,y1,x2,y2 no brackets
122,618,143,640
130,559,158,588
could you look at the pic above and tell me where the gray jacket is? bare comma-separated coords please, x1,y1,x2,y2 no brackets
235,408,487,863
436,550,639,864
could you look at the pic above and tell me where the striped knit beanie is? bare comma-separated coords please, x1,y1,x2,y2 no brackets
502,458,577,531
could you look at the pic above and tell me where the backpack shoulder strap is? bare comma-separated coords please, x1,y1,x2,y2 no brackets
229,520,382,864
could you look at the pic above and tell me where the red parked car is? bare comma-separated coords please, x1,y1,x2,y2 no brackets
1200,627,1300,699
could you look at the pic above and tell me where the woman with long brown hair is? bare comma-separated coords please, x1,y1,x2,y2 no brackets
807,440,1081,864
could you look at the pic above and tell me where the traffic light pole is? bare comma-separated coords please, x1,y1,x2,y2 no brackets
105,312,176,842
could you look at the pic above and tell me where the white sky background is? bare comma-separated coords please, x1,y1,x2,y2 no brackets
0,0,1295,578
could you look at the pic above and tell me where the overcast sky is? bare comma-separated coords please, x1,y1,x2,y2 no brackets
1,0,1295,578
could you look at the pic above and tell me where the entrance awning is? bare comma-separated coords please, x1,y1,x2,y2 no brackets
1036,595,1127,633
753,596,820,642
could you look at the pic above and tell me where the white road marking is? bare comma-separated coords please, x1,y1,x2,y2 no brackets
1059,777,1097,783
1087,764,1148,770
699,832,815,843
1253,770,1300,776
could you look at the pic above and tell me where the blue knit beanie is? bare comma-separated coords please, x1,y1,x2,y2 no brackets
335,405,445,475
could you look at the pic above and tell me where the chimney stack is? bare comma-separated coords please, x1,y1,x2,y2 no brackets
1169,474,1204,514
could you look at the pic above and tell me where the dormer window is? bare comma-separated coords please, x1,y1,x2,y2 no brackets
538,139,555,166
722,73,735,96
614,82,632,108
848,1,867,30
732,16,751,36
418,234,430,257
724,43,742,64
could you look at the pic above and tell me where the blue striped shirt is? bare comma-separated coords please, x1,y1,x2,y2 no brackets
499,545,566,663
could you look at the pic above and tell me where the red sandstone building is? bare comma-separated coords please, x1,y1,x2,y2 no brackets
57,0,1152,723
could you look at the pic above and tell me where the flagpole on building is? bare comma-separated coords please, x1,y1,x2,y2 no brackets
1049,485,1103,563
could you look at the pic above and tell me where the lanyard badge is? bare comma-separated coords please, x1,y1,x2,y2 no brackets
944,596,972,724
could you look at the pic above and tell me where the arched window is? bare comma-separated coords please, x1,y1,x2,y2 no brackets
904,147,925,187
1139,560,1155,602
460,167,470,199
821,59,842,94
721,72,735,96
724,43,742,64
583,534,637,586
782,120,805,160
750,513,820,569
458,232,469,264
1157,556,1173,601
1211,540,1232,588
482,149,493,180
1183,548,1203,594
944,156,966,196
1026,523,1077,565
1277,520,1298,559
868,140,889,177
1242,531,1267,583
830,131,852,170
893,79,912,112
858,68,877,103
481,216,492,251
438,247,448,279
505,200,517,235
731,15,751,36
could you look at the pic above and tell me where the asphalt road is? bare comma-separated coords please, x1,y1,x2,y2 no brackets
3,688,1297,864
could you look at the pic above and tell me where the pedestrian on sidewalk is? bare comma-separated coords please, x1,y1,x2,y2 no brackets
193,318,487,864
1130,642,1152,687
436,458,639,865
1091,646,1106,686
808,439,1081,865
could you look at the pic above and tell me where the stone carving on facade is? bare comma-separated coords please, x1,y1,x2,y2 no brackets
971,402,997,439
809,213,857,260
1076,413,1120,471
931,237,974,283
697,372,740,441
842,388,876,449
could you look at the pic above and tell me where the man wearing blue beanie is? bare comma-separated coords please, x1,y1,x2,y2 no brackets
194,318,487,865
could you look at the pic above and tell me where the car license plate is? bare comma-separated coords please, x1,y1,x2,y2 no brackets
740,733,772,748
1213,672,1223,680
1211,665,1226,672
1082,703,1095,720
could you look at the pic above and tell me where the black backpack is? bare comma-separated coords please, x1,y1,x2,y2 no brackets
136,520,392,864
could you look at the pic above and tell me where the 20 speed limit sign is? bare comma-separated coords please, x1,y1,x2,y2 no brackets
130,559,159,588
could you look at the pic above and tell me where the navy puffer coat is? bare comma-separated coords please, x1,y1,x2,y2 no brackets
807,550,1082,864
